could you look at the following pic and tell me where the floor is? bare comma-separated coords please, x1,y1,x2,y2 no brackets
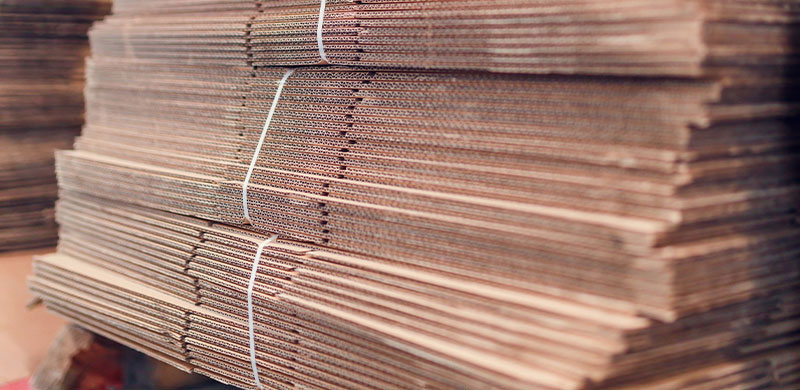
0,248,65,385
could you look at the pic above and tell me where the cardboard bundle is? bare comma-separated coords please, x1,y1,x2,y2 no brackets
28,243,800,390
0,0,110,251
90,0,799,76
29,0,800,389
59,61,800,320
29,192,800,389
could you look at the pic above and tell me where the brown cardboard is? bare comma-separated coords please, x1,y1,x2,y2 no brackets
28,1,800,389
0,1,110,252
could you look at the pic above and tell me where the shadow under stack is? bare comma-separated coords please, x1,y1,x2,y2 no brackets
29,1,800,389
0,0,110,251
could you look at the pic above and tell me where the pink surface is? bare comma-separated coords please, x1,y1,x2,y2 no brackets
0,378,29,390
0,249,65,384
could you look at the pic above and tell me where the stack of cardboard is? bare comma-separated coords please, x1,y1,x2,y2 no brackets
0,0,110,251
31,190,800,389
30,1,799,389
94,0,794,76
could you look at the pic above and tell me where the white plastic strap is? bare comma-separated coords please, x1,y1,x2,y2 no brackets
247,234,279,389
242,69,295,224
317,0,329,64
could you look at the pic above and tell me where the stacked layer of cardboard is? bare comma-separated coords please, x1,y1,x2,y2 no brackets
30,191,800,389
61,62,800,321
95,0,797,76
25,242,800,390
0,0,110,251
30,1,800,390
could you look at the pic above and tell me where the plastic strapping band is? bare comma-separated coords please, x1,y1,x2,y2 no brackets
317,0,329,64
247,234,279,389
242,68,295,224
